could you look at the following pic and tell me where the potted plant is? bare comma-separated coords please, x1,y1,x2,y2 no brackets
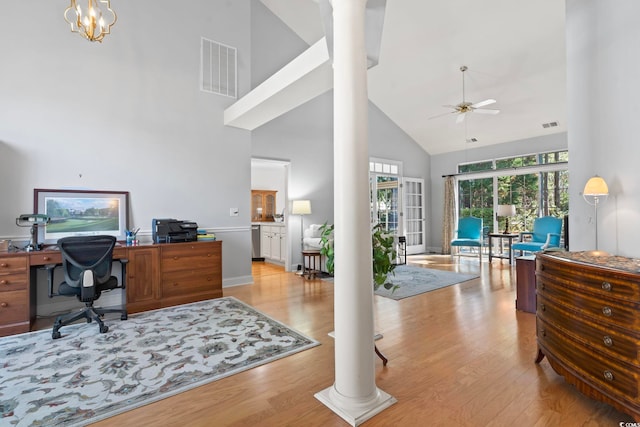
319,222,398,291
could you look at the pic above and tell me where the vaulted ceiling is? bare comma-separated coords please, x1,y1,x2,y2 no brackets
259,0,567,155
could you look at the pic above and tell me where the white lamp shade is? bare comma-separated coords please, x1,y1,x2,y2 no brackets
496,204,516,217
291,200,312,215
583,176,609,196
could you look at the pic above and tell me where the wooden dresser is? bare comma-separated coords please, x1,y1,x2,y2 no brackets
536,251,640,421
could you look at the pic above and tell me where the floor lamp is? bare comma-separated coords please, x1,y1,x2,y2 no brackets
291,200,312,250
583,175,608,251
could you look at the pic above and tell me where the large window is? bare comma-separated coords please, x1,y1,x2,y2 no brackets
457,150,569,237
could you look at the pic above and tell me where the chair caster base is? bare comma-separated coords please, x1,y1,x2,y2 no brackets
100,324,109,333
52,331,61,339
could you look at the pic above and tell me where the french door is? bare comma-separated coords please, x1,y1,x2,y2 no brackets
403,177,425,254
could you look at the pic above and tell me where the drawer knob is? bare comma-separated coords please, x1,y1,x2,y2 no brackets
539,328,546,337
540,303,546,312
601,281,612,291
0,279,7,285
0,302,7,308
0,263,7,268
602,306,613,317
603,370,614,381
43,256,50,261
603,336,613,347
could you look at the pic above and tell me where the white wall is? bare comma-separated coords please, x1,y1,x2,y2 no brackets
0,1,253,289
566,0,640,257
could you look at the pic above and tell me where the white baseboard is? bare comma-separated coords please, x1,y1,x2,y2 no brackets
223,275,253,288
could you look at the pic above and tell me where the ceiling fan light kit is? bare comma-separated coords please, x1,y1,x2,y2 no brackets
429,65,500,122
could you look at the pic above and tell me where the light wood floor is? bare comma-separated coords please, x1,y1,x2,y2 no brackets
92,256,633,426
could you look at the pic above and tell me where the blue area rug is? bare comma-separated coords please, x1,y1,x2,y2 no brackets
0,297,319,426
375,265,479,300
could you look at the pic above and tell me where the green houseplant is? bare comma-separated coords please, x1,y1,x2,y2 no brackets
319,222,398,291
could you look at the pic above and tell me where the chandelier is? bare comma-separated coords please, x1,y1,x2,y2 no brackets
64,0,117,42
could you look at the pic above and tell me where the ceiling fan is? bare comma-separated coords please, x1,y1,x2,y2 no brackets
429,65,500,123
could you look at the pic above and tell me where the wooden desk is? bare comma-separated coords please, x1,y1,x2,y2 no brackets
0,240,222,337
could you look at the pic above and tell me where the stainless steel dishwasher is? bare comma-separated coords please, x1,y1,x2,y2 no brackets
251,225,263,261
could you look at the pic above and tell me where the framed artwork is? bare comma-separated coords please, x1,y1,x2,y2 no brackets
34,189,129,245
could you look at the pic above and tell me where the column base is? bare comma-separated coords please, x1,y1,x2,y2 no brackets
314,385,397,426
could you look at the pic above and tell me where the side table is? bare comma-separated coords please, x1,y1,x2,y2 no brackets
301,249,321,279
488,233,519,264
515,255,536,313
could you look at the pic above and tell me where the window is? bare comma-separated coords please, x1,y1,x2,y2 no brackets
456,150,569,236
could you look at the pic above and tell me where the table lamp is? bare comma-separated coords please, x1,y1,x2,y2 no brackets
583,175,609,251
496,204,516,234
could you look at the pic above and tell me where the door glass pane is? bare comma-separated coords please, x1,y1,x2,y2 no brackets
375,176,399,233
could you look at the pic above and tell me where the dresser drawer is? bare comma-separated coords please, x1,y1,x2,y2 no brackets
538,258,640,301
0,272,28,291
0,289,30,324
161,243,220,273
0,256,28,273
161,270,219,297
538,276,640,330
538,317,640,399
538,293,640,363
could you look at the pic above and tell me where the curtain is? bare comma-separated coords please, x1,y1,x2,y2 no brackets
442,176,457,254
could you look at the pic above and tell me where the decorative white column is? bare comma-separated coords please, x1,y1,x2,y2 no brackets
314,0,396,425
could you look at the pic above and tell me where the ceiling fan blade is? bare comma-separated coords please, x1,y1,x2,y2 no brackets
470,99,496,108
427,110,457,120
474,108,500,115
456,112,466,124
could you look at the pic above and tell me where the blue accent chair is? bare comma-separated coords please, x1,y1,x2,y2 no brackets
451,216,483,260
512,216,563,254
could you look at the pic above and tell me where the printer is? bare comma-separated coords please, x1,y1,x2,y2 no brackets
152,218,198,243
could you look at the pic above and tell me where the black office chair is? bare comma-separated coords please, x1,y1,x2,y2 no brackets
51,235,128,339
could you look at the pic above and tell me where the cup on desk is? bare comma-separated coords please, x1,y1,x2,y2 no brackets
0,239,10,252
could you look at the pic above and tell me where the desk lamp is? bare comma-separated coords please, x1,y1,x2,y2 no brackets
16,214,50,251
583,175,609,251
496,204,516,234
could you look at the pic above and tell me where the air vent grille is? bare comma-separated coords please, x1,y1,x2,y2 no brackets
542,121,559,129
466,137,478,143
201,37,237,98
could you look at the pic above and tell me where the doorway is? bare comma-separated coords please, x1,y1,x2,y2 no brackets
250,158,291,273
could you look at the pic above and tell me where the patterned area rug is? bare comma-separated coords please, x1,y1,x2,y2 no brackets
374,265,479,300
0,297,319,426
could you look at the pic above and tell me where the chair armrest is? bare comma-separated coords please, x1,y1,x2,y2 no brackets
541,233,561,250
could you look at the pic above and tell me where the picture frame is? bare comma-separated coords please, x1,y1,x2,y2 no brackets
34,189,129,245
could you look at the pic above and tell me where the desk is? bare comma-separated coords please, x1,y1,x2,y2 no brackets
0,240,222,337
488,233,519,264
